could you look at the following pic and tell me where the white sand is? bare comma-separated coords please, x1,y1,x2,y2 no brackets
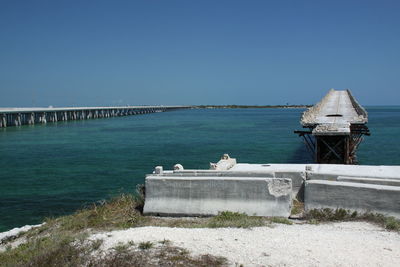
91,221,400,267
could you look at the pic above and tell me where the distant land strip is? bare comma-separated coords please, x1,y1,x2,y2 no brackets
193,105,312,109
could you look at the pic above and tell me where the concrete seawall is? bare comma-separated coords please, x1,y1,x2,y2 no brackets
305,180,400,219
144,155,400,218
144,176,292,217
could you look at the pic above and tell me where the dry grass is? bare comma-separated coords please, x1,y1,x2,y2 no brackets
3,193,399,266
291,199,304,216
0,233,92,267
45,194,146,232
305,208,400,231
0,234,227,267
206,211,269,228
90,242,228,267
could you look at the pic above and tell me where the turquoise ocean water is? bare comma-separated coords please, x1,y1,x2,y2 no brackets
1,107,399,232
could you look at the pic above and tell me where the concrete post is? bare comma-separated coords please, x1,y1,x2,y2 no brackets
29,113,35,125
41,113,47,124
15,113,22,126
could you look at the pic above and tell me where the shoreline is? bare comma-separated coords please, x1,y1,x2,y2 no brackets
2,219,399,266
1,193,399,266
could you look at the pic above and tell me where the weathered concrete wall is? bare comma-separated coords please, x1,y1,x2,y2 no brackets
159,171,305,200
147,161,400,218
306,164,400,181
164,163,307,200
144,176,292,217
337,176,400,186
274,171,305,201
158,163,400,202
305,180,400,219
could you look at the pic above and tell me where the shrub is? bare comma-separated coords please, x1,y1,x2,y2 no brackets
138,241,154,250
305,208,400,232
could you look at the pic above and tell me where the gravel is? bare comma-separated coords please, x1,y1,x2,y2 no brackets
91,221,400,267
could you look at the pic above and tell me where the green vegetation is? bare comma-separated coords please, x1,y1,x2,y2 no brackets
0,234,227,267
21,193,145,238
138,241,154,250
206,211,268,228
89,244,228,267
291,199,304,216
0,194,291,266
0,233,95,267
5,193,399,266
305,208,400,231
270,217,293,225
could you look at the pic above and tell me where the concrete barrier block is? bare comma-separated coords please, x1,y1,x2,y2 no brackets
168,169,304,200
306,164,400,181
337,176,400,186
305,180,400,219
143,176,292,217
274,171,306,201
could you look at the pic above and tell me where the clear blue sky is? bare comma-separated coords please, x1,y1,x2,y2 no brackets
1,0,399,106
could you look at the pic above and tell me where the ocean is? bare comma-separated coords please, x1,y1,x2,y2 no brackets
1,107,399,232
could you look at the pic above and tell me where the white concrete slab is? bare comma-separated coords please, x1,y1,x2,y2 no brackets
144,176,292,217
305,180,400,219
337,176,400,186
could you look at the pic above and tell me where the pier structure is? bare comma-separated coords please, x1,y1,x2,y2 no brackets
0,106,189,128
295,89,370,164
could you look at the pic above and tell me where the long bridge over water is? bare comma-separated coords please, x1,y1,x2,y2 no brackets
0,106,189,128
1,90,369,166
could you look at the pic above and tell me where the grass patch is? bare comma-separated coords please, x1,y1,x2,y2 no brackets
90,244,228,267
291,199,304,215
306,208,355,221
270,217,293,225
206,211,268,228
0,235,227,267
113,242,133,253
305,208,400,231
138,241,154,250
44,193,146,232
0,233,94,267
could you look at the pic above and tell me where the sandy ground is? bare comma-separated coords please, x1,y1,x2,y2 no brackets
0,224,44,252
91,221,400,267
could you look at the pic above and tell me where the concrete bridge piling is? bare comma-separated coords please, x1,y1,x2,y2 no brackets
0,106,189,128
